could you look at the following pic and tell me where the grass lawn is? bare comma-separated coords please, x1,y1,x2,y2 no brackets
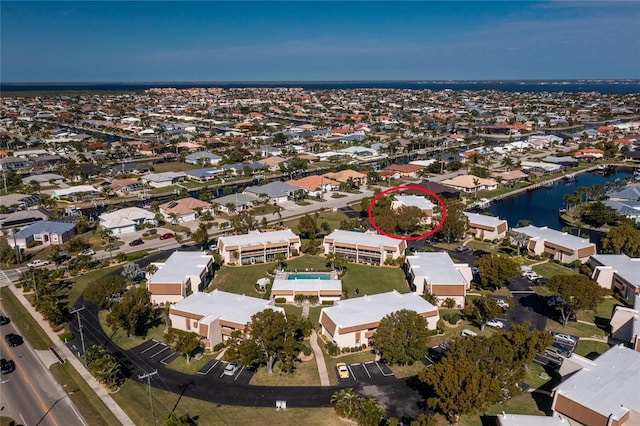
0,287,54,350
481,181,532,199
149,185,180,195
250,355,321,386
152,162,200,173
165,354,215,375
98,310,167,350
50,362,121,426
341,263,408,298
546,320,607,338
532,262,578,279
457,391,549,426
180,180,206,189
577,297,621,323
523,362,557,389
465,240,498,254
68,265,120,304
276,303,303,319
308,306,323,328
253,204,278,216
387,361,426,379
111,378,345,426
164,223,192,234
575,340,611,359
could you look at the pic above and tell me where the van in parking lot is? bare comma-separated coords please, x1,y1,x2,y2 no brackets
461,329,478,337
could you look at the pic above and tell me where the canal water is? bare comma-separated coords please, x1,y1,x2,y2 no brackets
484,167,635,236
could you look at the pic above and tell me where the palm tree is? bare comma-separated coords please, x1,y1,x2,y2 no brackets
168,212,180,225
331,388,360,419
273,253,287,272
501,156,515,171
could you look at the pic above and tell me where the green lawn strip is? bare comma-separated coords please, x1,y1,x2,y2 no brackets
546,320,607,338
111,378,344,426
163,223,191,233
577,297,622,323
465,240,498,253
150,185,180,195
481,181,533,199
68,265,120,305
308,306,323,329
341,263,408,298
164,354,213,375
523,362,555,389
0,287,54,350
458,392,549,426
49,362,120,426
575,340,611,359
249,355,321,386
532,262,578,279
98,309,166,351
276,303,303,318
252,204,278,215
387,361,426,379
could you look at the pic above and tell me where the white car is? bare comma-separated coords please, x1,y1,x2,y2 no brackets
486,319,505,329
80,248,95,256
494,299,509,309
553,333,577,345
27,260,50,268
223,362,240,376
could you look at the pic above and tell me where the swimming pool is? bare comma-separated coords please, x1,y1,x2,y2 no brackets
287,273,331,280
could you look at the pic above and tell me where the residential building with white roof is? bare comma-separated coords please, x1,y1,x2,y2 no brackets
551,345,640,426
512,225,596,263
147,251,214,305
609,295,640,351
141,171,185,188
322,230,406,266
99,207,156,235
405,252,473,308
217,229,301,265
319,290,438,348
590,254,640,302
271,275,342,303
169,290,282,349
464,211,508,241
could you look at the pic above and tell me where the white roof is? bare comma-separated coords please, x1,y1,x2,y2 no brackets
406,252,470,285
271,279,342,292
218,229,299,248
52,185,98,196
100,217,136,229
393,195,435,210
513,225,594,251
99,207,154,222
171,290,282,326
497,414,570,426
324,230,403,248
142,172,185,182
464,211,507,228
321,290,436,329
148,251,212,284
591,254,640,289
553,345,640,421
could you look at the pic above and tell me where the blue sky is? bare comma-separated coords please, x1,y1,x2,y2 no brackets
1,1,639,82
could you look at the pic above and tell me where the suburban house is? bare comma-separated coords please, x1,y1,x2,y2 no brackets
512,225,596,263
609,295,640,351
185,168,224,182
406,180,461,199
286,175,339,197
109,178,146,196
464,212,509,241
159,197,212,223
405,252,473,308
385,164,424,179
270,272,342,303
440,174,499,193
184,151,222,166
0,208,50,231
52,185,99,200
322,230,407,266
257,156,288,171
0,157,33,172
520,161,563,175
590,254,640,302
99,207,156,235
574,149,605,160
141,172,185,188
9,221,75,249
169,290,283,349
319,290,439,348
213,193,259,214
20,173,64,185
323,169,368,187
243,181,299,204
551,345,640,426
602,199,640,223
147,251,214,305
217,229,301,265
0,193,40,210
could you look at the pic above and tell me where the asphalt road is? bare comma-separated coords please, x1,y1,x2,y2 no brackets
0,318,86,426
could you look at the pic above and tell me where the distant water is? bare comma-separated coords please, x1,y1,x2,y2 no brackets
2,81,639,94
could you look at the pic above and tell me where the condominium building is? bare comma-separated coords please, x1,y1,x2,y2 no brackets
322,230,407,266
147,252,214,305
217,229,301,265
464,212,508,241
512,225,596,263
590,254,640,303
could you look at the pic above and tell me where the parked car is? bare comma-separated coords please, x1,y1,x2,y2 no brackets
336,362,350,379
159,232,174,240
551,342,573,357
0,358,15,374
455,245,470,252
80,248,95,256
5,333,23,347
524,271,543,281
486,319,505,329
552,332,577,345
544,344,572,361
129,239,144,247
0,315,10,326
106,244,120,252
534,277,548,286
494,299,509,309
461,329,478,337
223,362,240,376
27,259,50,268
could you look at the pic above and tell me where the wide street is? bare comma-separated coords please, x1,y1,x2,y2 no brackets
0,315,87,426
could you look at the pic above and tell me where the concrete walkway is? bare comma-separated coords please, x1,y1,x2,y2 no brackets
301,301,310,319
7,284,135,426
309,330,331,387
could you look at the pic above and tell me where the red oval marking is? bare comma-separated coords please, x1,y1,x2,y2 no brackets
367,185,447,241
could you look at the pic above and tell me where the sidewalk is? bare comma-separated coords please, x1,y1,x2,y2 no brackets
7,284,135,426
309,330,331,386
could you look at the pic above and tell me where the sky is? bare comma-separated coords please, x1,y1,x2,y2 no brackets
1,1,639,82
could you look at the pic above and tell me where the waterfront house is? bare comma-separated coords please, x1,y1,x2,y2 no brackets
159,197,212,223
141,172,185,188
574,149,605,160
440,174,498,193
185,167,224,182
319,290,439,348
512,225,596,263
464,212,508,241
184,151,222,166
590,254,640,303
51,185,99,201
217,229,301,265
406,180,461,199
147,251,214,305
322,230,406,266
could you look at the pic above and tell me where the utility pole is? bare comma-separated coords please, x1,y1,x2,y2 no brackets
69,306,86,354
139,370,158,426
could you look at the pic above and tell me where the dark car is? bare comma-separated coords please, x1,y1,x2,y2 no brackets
0,358,15,374
129,238,144,247
455,245,470,252
5,333,23,347
0,315,10,326
159,232,174,240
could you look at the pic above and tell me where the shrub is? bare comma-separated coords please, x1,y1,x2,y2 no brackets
449,313,461,324
274,297,286,303
302,346,312,356
326,342,340,356
442,313,450,322
148,228,158,235
213,342,226,352
322,300,334,306
59,331,74,342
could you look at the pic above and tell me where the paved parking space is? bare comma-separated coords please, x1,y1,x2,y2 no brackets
140,339,176,360
194,359,253,384
196,359,220,376
336,362,396,385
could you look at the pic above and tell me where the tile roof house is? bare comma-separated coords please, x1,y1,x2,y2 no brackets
319,290,439,348
440,175,498,193
405,252,473,308
159,197,212,223
590,254,640,303
286,175,339,197
323,170,368,187
405,180,461,199
9,221,75,249
551,345,640,426
322,230,406,266
147,251,214,305
512,225,596,263
217,229,301,265
169,290,283,349
385,164,424,179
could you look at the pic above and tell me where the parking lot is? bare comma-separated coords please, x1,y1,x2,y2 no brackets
195,359,254,385
139,339,180,366
336,361,396,385
535,332,579,369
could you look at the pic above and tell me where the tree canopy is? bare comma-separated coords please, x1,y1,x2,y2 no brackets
106,286,155,337
477,255,519,289
601,223,640,257
463,296,502,331
371,309,431,365
548,274,604,326
435,199,468,243
83,275,127,308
